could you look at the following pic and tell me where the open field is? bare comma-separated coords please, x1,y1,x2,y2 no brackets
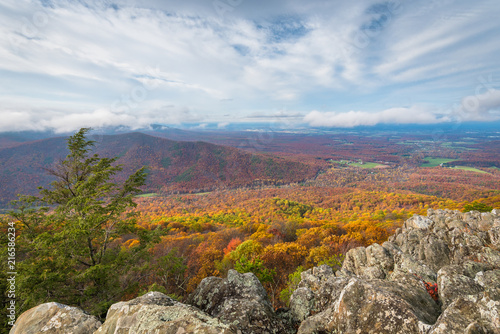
136,193,159,198
451,166,489,174
420,157,458,167
332,160,385,169
350,162,386,168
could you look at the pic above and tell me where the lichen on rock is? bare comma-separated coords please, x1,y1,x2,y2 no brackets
187,269,292,334
291,209,500,333
9,302,101,334
94,291,236,334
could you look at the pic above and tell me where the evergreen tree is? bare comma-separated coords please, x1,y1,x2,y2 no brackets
6,128,148,319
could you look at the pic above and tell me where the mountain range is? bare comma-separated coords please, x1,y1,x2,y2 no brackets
0,132,319,206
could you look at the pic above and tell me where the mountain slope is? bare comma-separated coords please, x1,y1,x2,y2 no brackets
0,132,319,205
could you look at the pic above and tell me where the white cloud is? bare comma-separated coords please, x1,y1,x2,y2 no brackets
455,89,500,122
372,1,500,84
304,88,500,128
217,122,230,129
0,105,200,133
303,106,448,127
0,110,43,132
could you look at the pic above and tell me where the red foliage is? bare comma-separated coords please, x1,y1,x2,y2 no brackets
424,281,439,302
224,237,242,255
413,274,439,303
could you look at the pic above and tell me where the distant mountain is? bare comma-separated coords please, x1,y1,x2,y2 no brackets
0,131,62,149
0,132,319,205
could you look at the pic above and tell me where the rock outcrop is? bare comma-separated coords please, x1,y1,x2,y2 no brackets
9,302,101,334
10,209,500,334
94,291,235,334
187,269,292,334
290,209,500,333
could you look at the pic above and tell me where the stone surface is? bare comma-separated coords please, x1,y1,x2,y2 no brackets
94,291,235,334
187,269,290,334
338,242,394,279
9,302,101,334
437,265,484,309
404,215,433,230
290,265,350,322
295,278,440,334
391,251,437,283
489,227,500,249
429,293,500,334
292,209,500,333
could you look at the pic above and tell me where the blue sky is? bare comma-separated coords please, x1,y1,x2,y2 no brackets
1,0,499,132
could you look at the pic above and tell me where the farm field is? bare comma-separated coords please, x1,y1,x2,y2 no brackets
451,166,489,174
420,157,458,167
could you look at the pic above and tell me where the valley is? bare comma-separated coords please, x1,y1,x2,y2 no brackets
1,125,499,322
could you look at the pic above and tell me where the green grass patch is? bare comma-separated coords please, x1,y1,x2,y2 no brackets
450,166,489,174
440,143,476,151
420,157,457,167
350,162,383,168
194,191,212,196
331,160,383,169
136,193,159,198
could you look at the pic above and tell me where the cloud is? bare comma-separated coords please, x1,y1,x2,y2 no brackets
371,1,500,85
217,122,230,129
0,0,499,132
0,110,43,132
0,105,200,133
304,89,500,128
454,88,500,122
303,106,448,127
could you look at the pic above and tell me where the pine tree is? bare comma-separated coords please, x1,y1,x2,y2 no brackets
8,128,148,318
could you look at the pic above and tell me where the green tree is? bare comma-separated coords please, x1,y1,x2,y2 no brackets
39,128,146,268
462,201,493,213
151,249,188,297
279,266,305,306
234,255,275,284
9,128,148,319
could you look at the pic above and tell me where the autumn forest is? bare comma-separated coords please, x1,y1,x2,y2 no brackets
1,125,499,329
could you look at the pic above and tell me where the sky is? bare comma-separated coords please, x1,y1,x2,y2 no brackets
1,0,500,132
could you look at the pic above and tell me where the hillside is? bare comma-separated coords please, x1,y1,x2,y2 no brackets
0,132,319,205
10,209,500,333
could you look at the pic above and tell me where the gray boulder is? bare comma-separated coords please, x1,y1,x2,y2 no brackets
295,277,440,334
187,269,290,334
489,227,500,249
429,292,500,334
339,243,394,279
390,251,437,283
404,214,433,230
293,209,500,333
437,265,484,309
9,302,101,334
94,291,235,334
290,265,350,322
